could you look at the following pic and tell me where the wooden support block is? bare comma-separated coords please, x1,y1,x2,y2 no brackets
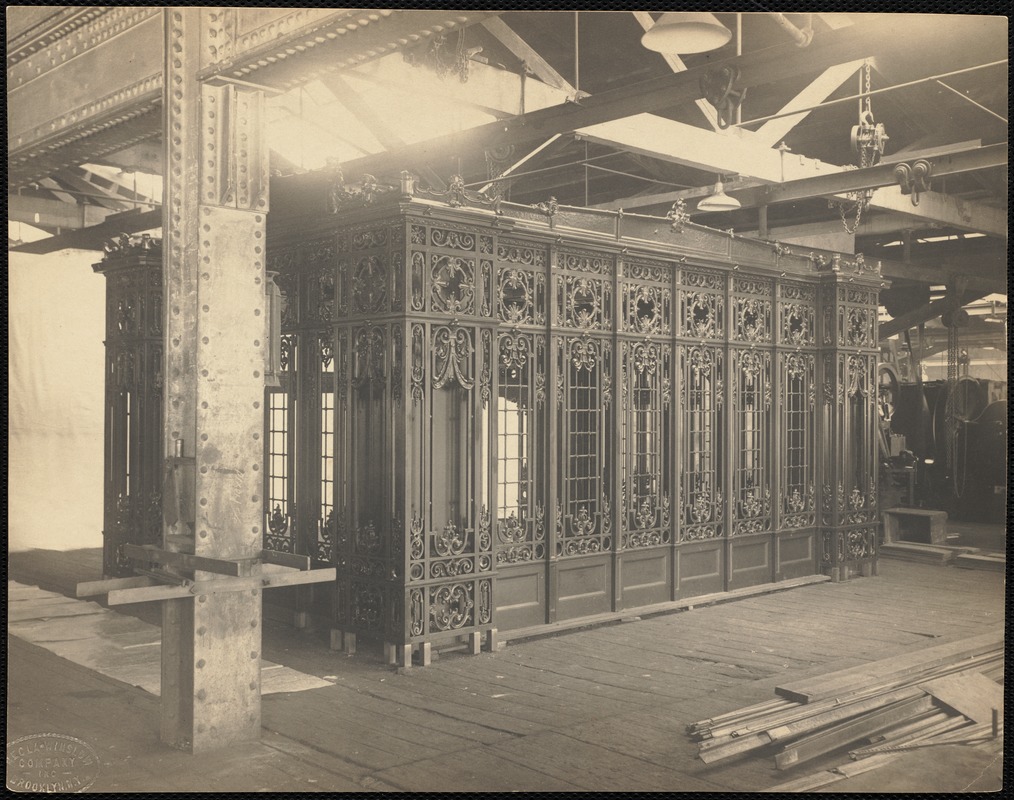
419,641,432,666
883,508,948,545
384,642,398,665
342,632,357,656
293,610,310,630
467,631,481,655
330,629,343,651
485,628,499,652
398,644,413,669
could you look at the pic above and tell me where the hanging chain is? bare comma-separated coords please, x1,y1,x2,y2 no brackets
833,60,875,234
862,60,872,130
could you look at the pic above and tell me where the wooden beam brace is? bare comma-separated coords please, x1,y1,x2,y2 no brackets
122,544,252,577
481,17,577,95
575,113,833,185
878,258,1002,295
76,576,160,598
8,208,162,255
753,59,867,147
49,170,129,211
260,550,312,570
879,290,991,340
865,186,1007,238
321,74,406,151
106,566,337,606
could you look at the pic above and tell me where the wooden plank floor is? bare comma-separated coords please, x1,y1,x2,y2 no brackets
6,549,1005,792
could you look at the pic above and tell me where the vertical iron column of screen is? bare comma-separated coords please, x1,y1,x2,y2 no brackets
94,242,165,576
332,220,405,657
675,264,726,598
817,261,883,580
615,255,673,609
298,238,337,622
776,280,819,578
727,276,775,590
551,245,615,622
264,252,298,560
491,236,549,631
401,218,496,665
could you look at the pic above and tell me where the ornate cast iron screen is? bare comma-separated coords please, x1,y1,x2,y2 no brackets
96,183,883,660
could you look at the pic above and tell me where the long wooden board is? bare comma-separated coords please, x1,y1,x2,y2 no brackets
774,632,1003,704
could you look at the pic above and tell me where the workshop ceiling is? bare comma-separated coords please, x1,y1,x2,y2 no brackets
7,8,1008,307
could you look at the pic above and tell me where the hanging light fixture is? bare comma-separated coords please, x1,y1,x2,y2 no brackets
697,179,741,212
641,12,732,54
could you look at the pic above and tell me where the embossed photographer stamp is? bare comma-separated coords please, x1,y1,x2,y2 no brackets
6,734,100,793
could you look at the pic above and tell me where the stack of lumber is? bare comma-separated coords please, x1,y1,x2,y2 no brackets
687,633,1003,789
878,542,965,565
954,552,1006,572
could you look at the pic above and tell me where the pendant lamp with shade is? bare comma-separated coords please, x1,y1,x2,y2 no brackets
697,178,741,213
640,12,732,54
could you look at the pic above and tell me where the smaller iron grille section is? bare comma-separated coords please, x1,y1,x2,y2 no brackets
265,386,294,553
557,335,612,556
496,238,547,326
680,345,724,541
496,331,547,564
732,348,772,535
781,352,816,529
620,340,672,548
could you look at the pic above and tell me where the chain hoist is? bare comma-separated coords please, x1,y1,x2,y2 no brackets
833,61,889,234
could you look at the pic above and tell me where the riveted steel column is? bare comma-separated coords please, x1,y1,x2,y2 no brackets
162,8,269,752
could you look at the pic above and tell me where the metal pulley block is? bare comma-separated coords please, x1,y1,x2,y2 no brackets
701,66,747,129
850,110,888,164
893,159,932,205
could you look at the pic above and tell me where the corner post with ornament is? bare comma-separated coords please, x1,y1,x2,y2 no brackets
815,253,887,581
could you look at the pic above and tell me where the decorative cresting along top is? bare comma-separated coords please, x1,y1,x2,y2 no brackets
101,232,161,256
270,168,884,282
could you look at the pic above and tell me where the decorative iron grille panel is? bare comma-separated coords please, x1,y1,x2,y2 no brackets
781,352,816,529
620,340,672,548
680,344,724,540
557,335,612,555
496,331,547,564
731,348,772,535
679,268,725,340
